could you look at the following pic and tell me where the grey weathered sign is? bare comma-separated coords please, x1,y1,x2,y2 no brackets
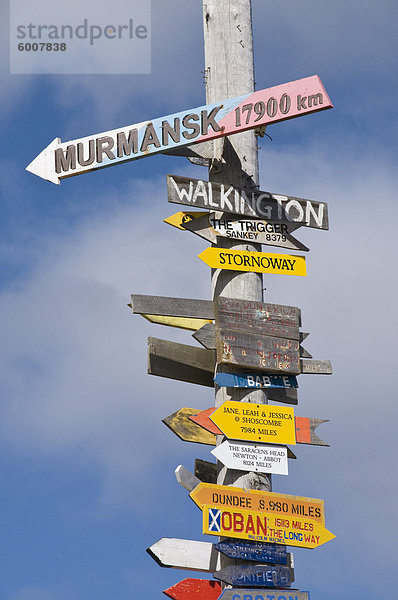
167,175,329,229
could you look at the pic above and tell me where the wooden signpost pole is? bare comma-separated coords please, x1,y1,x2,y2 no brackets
203,0,272,585
204,0,271,490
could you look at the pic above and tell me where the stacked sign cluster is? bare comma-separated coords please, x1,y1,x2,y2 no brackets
137,291,334,598
133,103,334,599
27,70,334,600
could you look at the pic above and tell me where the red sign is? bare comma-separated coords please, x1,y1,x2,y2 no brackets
163,578,221,600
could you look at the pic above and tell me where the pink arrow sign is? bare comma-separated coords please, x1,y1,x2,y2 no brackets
27,75,332,184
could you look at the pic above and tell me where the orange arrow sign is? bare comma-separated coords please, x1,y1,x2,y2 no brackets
190,408,222,435
190,482,326,524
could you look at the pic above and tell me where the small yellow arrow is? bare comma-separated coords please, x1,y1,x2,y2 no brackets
164,211,208,230
142,314,212,332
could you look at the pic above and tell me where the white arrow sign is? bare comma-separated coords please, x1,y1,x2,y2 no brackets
211,441,289,475
147,537,222,572
147,537,294,573
175,464,201,492
26,75,332,184
183,213,309,252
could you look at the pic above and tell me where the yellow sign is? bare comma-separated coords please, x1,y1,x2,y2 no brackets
142,314,212,331
190,482,325,524
210,401,296,445
164,211,208,230
198,247,306,276
202,505,335,549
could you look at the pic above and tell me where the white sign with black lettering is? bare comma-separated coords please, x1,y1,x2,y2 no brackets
211,440,289,475
183,213,309,252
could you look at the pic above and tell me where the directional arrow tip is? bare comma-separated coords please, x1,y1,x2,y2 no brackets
26,137,61,185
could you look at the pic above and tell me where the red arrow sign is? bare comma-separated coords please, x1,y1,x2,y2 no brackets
190,408,222,435
163,578,221,600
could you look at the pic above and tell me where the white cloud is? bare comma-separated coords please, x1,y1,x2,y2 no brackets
0,171,209,513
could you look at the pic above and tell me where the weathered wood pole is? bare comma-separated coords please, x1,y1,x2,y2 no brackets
202,0,272,493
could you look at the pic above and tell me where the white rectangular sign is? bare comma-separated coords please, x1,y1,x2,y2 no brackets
211,441,288,475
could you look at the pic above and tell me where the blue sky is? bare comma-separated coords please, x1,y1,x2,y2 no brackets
1,0,397,598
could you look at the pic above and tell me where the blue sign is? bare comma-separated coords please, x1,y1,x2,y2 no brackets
214,564,292,587
215,539,287,564
214,372,298,389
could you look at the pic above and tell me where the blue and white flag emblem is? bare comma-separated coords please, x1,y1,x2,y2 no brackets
208,508,221,532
